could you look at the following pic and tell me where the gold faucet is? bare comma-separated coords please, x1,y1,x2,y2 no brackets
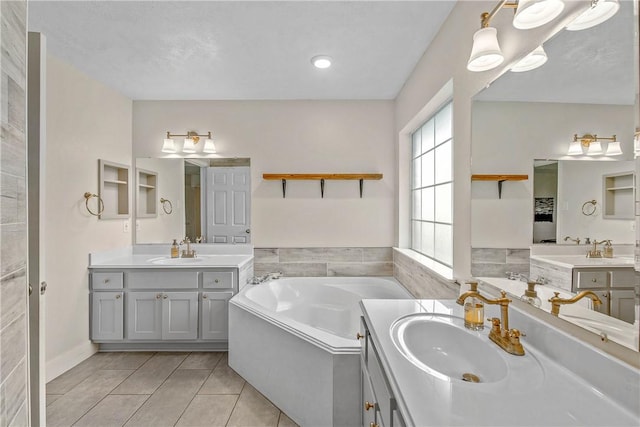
586,240,607,258
180,237,196,258
456,283,524,356
549,291,602,316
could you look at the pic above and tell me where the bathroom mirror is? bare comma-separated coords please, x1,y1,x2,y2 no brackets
471,0,638,351
133,157,251,244
532,159,635,244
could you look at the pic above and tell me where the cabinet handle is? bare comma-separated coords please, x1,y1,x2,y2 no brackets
104,279,110,284
115,294,121,299
364,401,375,411
156,294,162,299
214,279,219,283
592,278,597,282
203,294,208,299
163,294,168,299
356,332,364,340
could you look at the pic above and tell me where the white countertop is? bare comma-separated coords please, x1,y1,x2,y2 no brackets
360,299,639,426
89,245,254,269
530,254,635,269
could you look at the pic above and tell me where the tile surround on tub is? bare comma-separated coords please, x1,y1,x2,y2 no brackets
253,247,393,277
392,249,458,299
471,247,530,278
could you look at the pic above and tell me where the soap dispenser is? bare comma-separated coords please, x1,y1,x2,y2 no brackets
463,281,484,331
603,240,613,258
520,281,542,308
171,239,179,258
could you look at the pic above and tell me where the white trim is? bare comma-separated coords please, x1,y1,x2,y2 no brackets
46,341,97,382
394,247,453,280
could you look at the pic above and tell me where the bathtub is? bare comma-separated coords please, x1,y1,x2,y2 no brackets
228,277,413,427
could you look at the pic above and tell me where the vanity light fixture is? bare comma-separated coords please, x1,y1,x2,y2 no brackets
567,133,621,156
163,131,213,154
566,0,619,31
512,0,565,30
467,0,562,72
311,55,332,69
510,44,548,72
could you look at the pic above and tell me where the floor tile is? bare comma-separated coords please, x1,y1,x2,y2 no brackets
175,394,238,427
110,353,187,395
124,369,209,427
277,412,299,427
226,384,280,427
46,370,134,427
100,352,155,370
73,394,149,426
46,394,63,406
198,359,245,395
179,352,223,370
46,353,110,395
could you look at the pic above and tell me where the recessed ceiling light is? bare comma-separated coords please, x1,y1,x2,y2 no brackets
311,55,332,69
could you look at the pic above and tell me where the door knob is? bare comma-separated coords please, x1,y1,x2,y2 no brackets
163,294,168,299
115,294,121,299
245,229,251,234
203,294,208,299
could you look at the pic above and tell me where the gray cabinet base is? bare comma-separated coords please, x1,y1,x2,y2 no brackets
98,342,228,352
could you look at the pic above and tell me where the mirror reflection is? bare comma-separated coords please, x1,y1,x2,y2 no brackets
134,158,251,244
471,0,638,350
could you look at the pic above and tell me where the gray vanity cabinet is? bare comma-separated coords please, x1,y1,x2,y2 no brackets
572,267,635,323
90,266,241,349
91,291,123,341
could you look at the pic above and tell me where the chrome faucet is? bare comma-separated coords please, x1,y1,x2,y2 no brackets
563,236,580,245
549,291,602,316
456,283,524,356
180,237,196,258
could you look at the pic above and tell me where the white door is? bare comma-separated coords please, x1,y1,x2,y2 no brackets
206,167,251,244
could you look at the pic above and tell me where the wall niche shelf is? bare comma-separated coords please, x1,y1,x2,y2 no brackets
137,168,158,218
603,171,634,220
263,173,383,198
99,159,130,219
471,174,528,199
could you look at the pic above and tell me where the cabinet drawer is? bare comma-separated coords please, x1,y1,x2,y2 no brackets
128,271,199,289
203,271,235,289
611,269,636,288
368,342,392,427
575,271,608,290
92,272,123,290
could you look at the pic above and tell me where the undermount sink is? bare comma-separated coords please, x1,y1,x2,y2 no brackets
390,313,508,383
148,256,205,265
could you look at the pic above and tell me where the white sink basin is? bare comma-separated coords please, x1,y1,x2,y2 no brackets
148,256,204,265
390,314,508,383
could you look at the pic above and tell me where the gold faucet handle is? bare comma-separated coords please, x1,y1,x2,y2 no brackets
508,329,521,343
488,317,501,333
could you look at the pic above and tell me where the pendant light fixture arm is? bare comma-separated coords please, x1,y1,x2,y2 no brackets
481,1,518,28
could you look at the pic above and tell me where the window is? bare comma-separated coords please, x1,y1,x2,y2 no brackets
411,102,453,270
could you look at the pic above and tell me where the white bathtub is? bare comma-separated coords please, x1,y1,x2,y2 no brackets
228,277,413,427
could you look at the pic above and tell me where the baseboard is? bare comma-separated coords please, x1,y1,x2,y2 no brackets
45,341,98,382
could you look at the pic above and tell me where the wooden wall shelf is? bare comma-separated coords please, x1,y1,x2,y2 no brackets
263,173,383,198
471,174,528,199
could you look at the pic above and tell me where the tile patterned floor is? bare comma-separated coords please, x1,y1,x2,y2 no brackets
46,352,299,427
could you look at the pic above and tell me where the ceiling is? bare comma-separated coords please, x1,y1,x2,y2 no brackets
28,1,456,100
475,0,635,105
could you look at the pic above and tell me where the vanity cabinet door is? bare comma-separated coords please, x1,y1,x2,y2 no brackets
610,290,636,324
127,292,162,340
91,292,123,341
201,291,233,340
361,368,377,427
162,292,198,340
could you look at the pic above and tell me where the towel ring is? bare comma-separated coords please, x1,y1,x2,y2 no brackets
84,192,104,216
581,200,597,216
160,198,173,214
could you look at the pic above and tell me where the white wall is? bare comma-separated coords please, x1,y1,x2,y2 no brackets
558,160,635,243
394,1,590,279
471,101,634,248
45,55,132,379
135,158,185,243
133,101,395,247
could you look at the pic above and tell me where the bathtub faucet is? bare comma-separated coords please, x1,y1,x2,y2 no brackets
250,272,283,284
